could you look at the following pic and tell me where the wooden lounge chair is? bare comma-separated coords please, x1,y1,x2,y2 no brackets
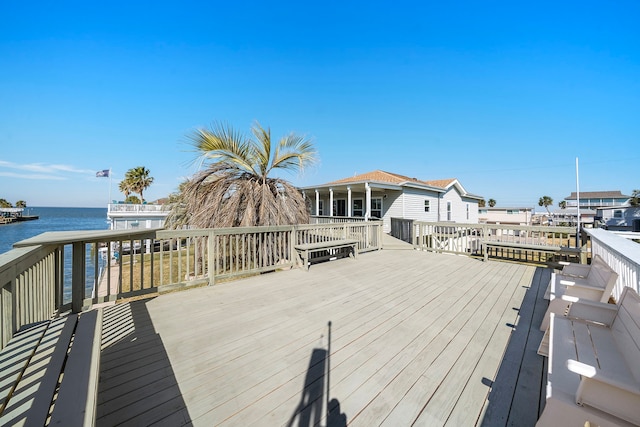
536,287,640,427
539,257,618,334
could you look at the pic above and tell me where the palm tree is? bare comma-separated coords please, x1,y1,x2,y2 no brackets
488,199,496,208
478,199,486,208
630,189,640,207
15,200,27,208
125,167,154,203
118,179,132,199
0,198,11,208
558,200,567,209
539,195,553,215
166,121,317,229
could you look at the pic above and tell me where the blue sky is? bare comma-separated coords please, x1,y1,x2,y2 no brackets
1,1,638,209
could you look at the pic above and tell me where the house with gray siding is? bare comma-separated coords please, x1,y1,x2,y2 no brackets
302,170,483,233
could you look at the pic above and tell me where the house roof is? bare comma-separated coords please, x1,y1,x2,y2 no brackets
306,170,483,200
564,190,630,200
326,170,457,190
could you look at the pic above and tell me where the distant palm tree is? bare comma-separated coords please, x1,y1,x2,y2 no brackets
125,167,154,203
0,198,12,208
166,121,317,229
558,200,567,209
118,180,132,199
478,199,486,208
630,189,640,207
15,200,27,208
539,196,553,215
488,199,496,208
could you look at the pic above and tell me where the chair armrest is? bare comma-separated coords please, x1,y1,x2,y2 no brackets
568,360,640,396
566,299,617,326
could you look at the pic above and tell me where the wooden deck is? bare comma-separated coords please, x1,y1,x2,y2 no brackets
96,243,550,426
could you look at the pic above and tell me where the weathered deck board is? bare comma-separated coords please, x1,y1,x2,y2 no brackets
96,246,547,427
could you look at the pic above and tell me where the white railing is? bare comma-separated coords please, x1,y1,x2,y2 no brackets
309,215,367,224
108,203,166,213
585,228,640,300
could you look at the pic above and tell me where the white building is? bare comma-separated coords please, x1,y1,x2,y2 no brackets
302,170,483,233
478,207,534,226
107,202,168,230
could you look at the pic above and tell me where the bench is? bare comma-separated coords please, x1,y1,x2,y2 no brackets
536,287,640,427
539,255,618,335
482,240,580,263
0,309,102,426
294,239,358,270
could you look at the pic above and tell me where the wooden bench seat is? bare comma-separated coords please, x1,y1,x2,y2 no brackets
536,287,640,427
0,309,102,426
482,240,580,263
294,239,358,270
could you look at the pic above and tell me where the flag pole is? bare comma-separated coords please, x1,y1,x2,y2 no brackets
109,167,112,205
576,157,580,247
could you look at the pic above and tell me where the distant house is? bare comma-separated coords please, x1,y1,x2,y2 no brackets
301,170,483,233
107,202,168,230
549,207,596,227
564,190,630,209
479,207,534,226
595,206,640,231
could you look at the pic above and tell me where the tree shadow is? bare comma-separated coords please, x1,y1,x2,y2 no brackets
287,321,347,427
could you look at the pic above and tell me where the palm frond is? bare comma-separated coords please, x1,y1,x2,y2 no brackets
270,133,317,174
189,122,258,176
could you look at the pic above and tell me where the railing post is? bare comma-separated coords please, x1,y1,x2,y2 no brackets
71,241,87,313
207,231,216,286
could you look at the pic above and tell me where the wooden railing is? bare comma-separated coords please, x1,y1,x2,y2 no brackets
0,245,60,348
412,221,581,261
0,221,383,350
585,228,640,300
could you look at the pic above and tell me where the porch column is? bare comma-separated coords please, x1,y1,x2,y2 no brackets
329,188,334,217
365,183,371,220
315,189,320,215
347,186,352,217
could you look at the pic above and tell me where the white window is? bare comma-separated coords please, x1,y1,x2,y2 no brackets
447,201,452,221
333,199,346,216
466,204,469,220
424,200,430,212
352,199,364,217
507,209,520,214
614,210,623,218
318,200,324,216
371,198,382,218
479,209,488,214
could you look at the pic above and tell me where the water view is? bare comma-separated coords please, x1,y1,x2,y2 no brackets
0,207,109,302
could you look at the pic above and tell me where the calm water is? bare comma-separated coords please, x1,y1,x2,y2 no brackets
0,207,108,254
0,207,109,302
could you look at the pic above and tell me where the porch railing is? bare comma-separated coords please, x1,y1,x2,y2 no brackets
309,215,367,224
0,221,382,350
412,221,580,260
585,228,640,300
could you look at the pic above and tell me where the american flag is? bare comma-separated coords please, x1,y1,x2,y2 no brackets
96,169,110,178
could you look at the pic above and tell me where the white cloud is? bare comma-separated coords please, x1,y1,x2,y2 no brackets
0,160,96,178
0,171,67,180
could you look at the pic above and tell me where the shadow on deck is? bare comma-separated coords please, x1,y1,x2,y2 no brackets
480,267,549,426
97,299,192,426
